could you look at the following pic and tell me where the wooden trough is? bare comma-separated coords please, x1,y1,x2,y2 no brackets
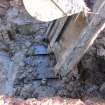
46,0,105,78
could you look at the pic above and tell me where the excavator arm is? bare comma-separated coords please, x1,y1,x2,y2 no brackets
23,0,89,22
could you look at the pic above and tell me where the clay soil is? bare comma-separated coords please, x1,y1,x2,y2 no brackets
0,0,105,104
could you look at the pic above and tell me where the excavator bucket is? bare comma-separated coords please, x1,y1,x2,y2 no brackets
23,0,89,22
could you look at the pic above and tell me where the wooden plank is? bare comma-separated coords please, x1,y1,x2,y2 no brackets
45,22,54,38
55,0,105,77
49,17,68,48
47,21,56,40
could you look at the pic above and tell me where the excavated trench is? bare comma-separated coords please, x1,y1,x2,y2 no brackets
0,0,71,99
1,0,105,103
0,20,70,99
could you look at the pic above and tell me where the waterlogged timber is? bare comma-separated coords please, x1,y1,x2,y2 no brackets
47,0,105,78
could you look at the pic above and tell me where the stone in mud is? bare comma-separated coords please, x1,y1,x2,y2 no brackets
16,24,38,35
24,41,31,47
20,84,33,99
7,7,19,20
27,44,48,55
0,41,9,52
34,56,56,79
14,66,37,85
0,0,9,16
100,83,105,96
12,51,25,66
31,44,48,55
57,89,70,97
32,86,56,99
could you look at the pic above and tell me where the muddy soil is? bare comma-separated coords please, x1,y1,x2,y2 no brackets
0,0,105,101
0,0,71,99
